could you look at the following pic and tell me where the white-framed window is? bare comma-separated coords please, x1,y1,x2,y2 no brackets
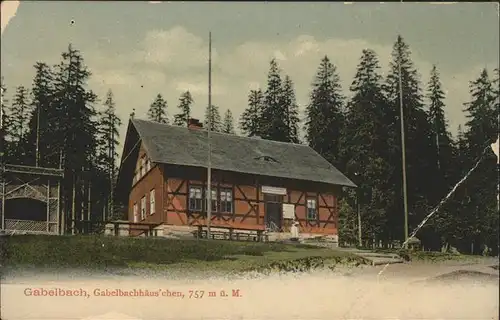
134,169,140,184
188,186,203,212
306,198,317,221
150,189,155,215
219,188,233,213
140,158,146,177
141,196,146,220
133,203,138,222
136,159,142,180
205,188,218,212
146,158,152,172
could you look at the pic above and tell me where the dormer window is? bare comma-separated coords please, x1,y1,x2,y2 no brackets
254,155,279,163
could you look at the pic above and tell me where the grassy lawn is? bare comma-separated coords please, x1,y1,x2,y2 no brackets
0,235,367,275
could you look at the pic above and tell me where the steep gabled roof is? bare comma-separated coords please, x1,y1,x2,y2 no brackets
127,118,356,188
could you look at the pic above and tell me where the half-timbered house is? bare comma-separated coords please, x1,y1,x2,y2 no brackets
115,118,356,240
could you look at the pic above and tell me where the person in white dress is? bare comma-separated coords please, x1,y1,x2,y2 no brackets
290,219,299,240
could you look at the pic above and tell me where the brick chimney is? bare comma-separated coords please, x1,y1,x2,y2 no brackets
188,118,203,129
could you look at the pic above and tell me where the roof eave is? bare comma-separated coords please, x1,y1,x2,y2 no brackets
155,161,358,188
341,181,357,188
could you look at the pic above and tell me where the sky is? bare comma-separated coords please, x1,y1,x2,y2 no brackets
1,1,499,152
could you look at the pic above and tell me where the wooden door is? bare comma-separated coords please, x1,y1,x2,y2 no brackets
264,194,283,231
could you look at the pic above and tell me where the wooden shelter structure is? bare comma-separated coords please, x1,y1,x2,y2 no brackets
0,163,63,235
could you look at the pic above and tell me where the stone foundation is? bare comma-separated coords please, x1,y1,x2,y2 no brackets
266,232,338,246
104,223,130,236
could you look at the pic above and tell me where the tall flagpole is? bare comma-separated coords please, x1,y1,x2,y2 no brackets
398,55,409,248
206,31,212,239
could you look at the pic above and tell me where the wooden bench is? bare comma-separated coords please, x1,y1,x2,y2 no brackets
101,220,161,237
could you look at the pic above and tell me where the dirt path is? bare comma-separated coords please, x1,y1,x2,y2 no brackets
336,256,499,281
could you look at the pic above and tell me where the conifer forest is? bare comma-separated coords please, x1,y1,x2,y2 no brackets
1,35,498,255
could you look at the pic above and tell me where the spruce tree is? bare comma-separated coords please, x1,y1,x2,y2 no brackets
426,65,455,206
464,69,498,153
0,78,9,161
51,44,98,170
51,44,99,229
221,109,235,134
24,62,55,167
490,68,499,253
460,69,499,254
261,59,288,142
305,56,345,167
240,89,264,137
455,125,469,171
96,89,122,220
452,125,471,189
493,68,499,107
8,85,31,164
383,35,436,243
0,78,8,127
427,65,454,177
0,77,7,116
422,65,456,248
438,125,471,251
493,68,500,138
174,91,193,127
341,49,392,241
281,75,300,143
337,197,358,246
204,104,221,132
97,90,121,175
147,94,169,124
